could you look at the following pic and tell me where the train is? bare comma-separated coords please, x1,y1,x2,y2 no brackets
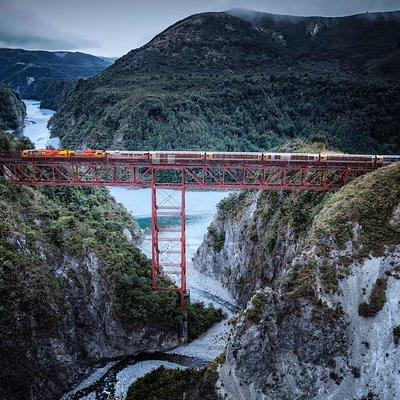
20,149,400,165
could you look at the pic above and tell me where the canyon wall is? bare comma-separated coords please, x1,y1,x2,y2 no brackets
194,163,400,399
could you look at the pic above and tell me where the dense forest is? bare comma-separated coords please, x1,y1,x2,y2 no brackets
0,85,26,131
50,10,400,154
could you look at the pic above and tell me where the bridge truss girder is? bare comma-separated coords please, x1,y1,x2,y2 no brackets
0,158,376,306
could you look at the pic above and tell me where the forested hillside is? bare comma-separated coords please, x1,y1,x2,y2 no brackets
0,85,26,131
0,133,222,400
50,10,400,153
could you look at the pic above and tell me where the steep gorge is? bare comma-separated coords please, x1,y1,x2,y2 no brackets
194,162,400,399
0,133,225,400
0,181,184,400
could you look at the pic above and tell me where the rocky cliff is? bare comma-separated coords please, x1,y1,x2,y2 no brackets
195,163,400,399
193,189,329,306
0,181,184,400
0,85,26,131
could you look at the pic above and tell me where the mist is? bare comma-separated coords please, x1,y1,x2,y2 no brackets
1,0,399,56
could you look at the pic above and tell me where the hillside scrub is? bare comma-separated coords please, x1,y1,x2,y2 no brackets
187,302,225,341
312,162,400,259
0,182,181,327
0,179,225,398
358,277,388,318
0,48,111,104
216,162,400,400
0,131,33,152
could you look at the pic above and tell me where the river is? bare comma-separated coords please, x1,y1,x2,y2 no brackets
21,100,236,399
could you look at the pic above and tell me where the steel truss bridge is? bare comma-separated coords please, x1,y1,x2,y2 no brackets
0,152,387,306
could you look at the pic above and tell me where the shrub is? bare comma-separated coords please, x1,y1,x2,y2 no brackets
207,226,226,252
187,302,225,341
358,277,388,318
393,325,400,346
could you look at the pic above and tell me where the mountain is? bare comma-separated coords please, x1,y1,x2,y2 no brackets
50,10,400,153
0,85,26,131
194,160,400,399
0,48,113,107
228,8,400,76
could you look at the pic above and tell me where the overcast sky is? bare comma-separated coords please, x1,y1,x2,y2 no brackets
1,0,399,57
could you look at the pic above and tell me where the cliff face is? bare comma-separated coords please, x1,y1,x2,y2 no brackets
193,189,328,306
0,85,26,131
0,184,182,400
195,163,400,399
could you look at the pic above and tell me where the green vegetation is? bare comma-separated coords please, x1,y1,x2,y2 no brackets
51,12,400,154
319,261,339,294
0,181,225,331
313,162,400,259
254,189,330,251
24,78,79,110
126,363,220,400
0,85,26,131
207,225,226,252
358,277,388,318
286,259,318,300
0,131,33,152
0,136,226,399
0,48,111,104
217,191,248,220
247,291,265,323
0,181,182,328
188,302,225,341
0,136,224,335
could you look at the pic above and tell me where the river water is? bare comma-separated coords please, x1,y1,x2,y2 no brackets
21,100,236,399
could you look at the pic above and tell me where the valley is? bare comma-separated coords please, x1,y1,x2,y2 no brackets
17,101,235,400
0,4,400,400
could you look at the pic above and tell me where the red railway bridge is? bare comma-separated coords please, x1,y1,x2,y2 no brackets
1,150,397,306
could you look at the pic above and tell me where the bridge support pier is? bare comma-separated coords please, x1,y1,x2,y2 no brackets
151,168,187,308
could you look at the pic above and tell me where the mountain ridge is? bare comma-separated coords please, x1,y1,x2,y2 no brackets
0,48,113,106
50,9,400,153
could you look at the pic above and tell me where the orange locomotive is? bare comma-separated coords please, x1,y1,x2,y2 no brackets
21,149,106,158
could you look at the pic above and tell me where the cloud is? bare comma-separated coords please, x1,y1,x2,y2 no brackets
0,26,98,50
0,0,98,50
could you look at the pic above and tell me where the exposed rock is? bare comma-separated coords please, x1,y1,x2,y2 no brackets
193,190,328,306
195,162,400,399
